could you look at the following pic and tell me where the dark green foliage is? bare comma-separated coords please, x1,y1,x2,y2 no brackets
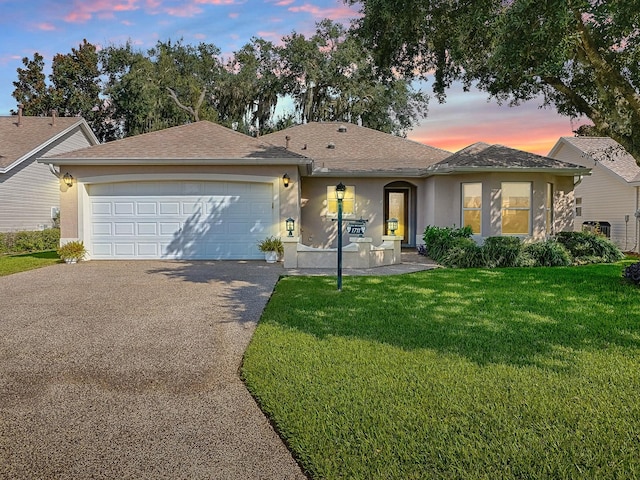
422,225,473,262
441,237,485,268
556,231,625,264
623,261,640,285
0,229,60,254
349,0,640,162
482,236,522,267
422,226,625,269
522,240,572,267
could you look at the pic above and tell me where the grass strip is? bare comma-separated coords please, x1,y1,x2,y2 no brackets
0,250,60,276
243,262,640,479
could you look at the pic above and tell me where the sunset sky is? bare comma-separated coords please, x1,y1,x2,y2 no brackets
0,0,583,155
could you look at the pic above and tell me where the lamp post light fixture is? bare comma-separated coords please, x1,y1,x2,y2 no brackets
63,172,74,187
335,182,346,291
387,217,399,236
282,173,290,188
285,217,295,237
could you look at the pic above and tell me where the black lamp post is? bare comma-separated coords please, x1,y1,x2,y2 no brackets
335,182,346,291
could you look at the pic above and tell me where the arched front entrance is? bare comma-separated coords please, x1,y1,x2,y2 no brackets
384,181,417,247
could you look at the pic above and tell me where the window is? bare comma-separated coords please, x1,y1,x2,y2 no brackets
326,185,355,216
575,197,582,217
501,182,531,235
545,183,554,235
461,183,482,234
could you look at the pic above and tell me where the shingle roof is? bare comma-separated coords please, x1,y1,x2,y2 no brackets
51,120,308,162
428,142,589,174
558,136,640,182
260,122,451,173
0,115,85,171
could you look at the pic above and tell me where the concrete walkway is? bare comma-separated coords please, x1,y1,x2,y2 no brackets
0,253,436,479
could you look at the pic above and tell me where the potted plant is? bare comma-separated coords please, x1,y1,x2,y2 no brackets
257,236,284,263
57,240,87,264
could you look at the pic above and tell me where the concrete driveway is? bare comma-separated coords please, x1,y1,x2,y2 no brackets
0,261,306,479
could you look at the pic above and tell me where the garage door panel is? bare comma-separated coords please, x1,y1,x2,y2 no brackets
93,223,112,236
114,203,134,215
160,202,180,215
137,203,157,215
92,243,113,256
89,181,274,260
92,202,112,215
137,223,157,235
114,243,136,256
137,243,159,256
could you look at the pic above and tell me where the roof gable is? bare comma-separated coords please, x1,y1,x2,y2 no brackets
50,120,307,161
260,122,451,173
0,115,95,172
428,142,589,175
552,136,640,183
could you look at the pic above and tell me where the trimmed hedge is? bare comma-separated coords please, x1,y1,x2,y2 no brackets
556,231,625,264
0,228,60,254
421,226,624,269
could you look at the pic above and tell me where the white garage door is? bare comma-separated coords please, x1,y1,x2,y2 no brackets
88,181,274,260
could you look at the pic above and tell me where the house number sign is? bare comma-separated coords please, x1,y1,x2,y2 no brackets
347,219,367,236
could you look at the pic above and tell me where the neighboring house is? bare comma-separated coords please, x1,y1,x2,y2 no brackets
39,120,589,261
0,110,99,232
548,136,640,252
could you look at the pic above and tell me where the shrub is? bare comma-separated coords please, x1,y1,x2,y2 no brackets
482,236,522,268
257,236,284,255
422,225,473,262
623,261,640,285
57,240,87,262
556,231,624,264
441,237,485,268
0,228,60,254
522,240,572,267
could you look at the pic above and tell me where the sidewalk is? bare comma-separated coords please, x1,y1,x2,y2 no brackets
285,249,439,276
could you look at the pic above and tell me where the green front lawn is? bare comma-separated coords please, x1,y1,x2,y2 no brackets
0,251,60,276
243,262,640,479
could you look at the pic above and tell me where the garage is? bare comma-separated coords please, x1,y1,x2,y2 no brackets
88,180,274,260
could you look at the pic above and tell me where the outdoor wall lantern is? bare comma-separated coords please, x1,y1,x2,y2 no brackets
63,172,74,188
387,217,399,236
335,182,346,291
283,173,290,188
286,217,295,237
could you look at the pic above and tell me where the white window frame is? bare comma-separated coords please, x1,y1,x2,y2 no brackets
545,182,554,235
461,182,482,235
501,182,532,235
575,197,582,217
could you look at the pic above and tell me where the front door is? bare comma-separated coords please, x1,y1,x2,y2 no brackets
385,189,409,244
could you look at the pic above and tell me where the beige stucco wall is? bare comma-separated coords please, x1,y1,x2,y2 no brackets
421,172,576,241
300,176,422,248
59,164,301,240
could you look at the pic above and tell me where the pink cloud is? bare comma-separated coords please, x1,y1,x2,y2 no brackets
63,0,139,24
165,4,203,17
195,0,237,3
275,0,295,5
228,12,239,18
288,3,361,21
36,22,57,31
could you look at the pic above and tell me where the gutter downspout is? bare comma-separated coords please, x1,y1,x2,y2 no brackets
48,164,61,179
